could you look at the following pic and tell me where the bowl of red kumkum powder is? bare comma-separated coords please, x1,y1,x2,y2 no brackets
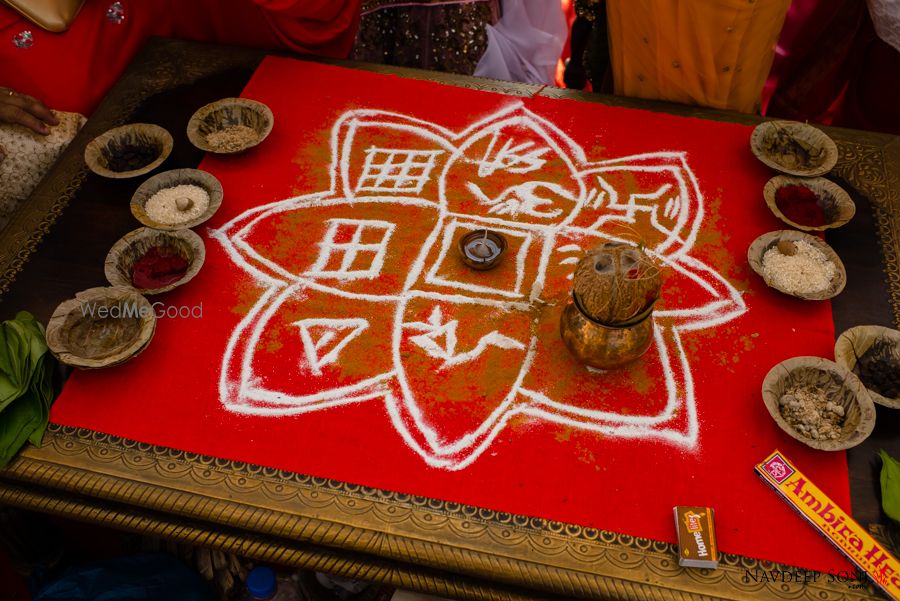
105,227,205,295
84,124,173,179
764,176,855,231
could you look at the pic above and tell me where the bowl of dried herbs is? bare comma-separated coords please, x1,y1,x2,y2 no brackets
751,120,838,177
835,325,900,409
84,123,172,179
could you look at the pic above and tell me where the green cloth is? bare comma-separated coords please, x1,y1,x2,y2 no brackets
0,311,57,468
881,449,900,524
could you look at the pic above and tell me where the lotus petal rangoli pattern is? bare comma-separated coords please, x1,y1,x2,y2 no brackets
213,104,747,470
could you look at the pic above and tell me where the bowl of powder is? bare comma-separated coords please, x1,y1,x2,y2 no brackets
747,230,846,300
835,325,900,409
762,356,876,451
105,227,205,295
763,175,855,232
187,98,273,154
46,286,156,369
84,123,172,179
131,168,223,231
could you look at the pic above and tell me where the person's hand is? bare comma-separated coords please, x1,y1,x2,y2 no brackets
0,88,59,135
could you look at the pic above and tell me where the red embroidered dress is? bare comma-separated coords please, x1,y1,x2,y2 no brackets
0,0,360,115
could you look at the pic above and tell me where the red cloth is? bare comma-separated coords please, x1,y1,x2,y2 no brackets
51,57,852,573
0,0,360,116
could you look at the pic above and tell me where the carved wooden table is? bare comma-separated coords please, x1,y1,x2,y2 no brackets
1,38,899,601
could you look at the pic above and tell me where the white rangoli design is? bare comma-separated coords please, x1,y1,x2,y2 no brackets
212,103,747,471
405,306,526,369
295,317,370,376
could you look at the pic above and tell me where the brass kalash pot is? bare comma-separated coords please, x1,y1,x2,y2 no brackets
560,242,662,369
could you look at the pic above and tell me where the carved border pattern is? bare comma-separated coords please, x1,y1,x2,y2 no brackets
0,479,555,601
1,39,898,600
833,138,900,326
2,424,881,601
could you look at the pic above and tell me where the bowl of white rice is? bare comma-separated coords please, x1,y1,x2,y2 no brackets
131,168,223,231
747,230,846,300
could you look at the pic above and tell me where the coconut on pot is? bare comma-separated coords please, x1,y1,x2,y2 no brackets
573,242,662,326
